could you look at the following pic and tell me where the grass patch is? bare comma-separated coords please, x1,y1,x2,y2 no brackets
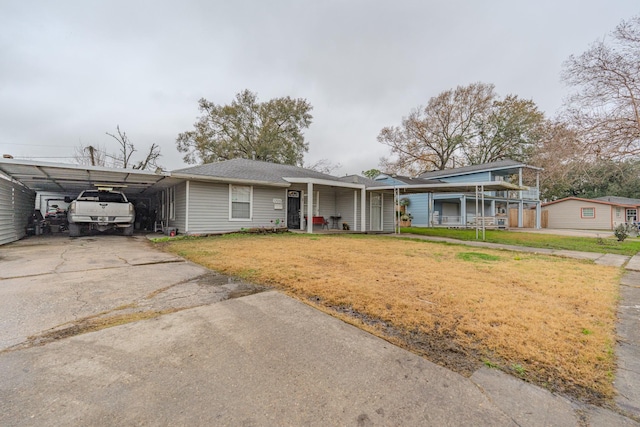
400,227,640,256
456,252,501,262
161,233,621,404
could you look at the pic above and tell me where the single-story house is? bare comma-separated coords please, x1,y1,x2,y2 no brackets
165,159,396,234
542,196,640,230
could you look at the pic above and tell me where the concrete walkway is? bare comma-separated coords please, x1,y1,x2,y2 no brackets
392,233,630,267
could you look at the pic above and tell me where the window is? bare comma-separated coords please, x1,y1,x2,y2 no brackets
230,185,252,220
581,207,595,219
627,209,637,223
303,191,320,216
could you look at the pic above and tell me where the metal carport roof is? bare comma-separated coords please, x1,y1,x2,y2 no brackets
0,158,182,198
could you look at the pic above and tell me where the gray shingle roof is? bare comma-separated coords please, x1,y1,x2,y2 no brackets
418,159,531,179
173,159,345,185
593,196,640,206
337,174,383,188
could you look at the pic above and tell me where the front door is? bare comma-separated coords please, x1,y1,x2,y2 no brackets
287,191,301,229
371,193,383,231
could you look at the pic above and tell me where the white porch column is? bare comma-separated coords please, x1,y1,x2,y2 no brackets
353,190,358,230
307,182,314,233
460,195,466,226
536,201,542,229
360,188,367,232
428,192,434,227
518,201,524,228
490,199,496,216
185,180,190,233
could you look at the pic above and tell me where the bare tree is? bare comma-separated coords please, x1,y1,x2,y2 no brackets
304,158,341,174
74,143,107,166
106,125,136,168
378,83,495,173
105,126,162,170
133,143,162,170
562,15,640,160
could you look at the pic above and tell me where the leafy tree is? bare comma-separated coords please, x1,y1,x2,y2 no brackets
361,168,381,179
562,15,640,160
378,83,546,174
177,90,313,165
463,95,545,164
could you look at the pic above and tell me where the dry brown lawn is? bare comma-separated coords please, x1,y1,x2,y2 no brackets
162,233,621,403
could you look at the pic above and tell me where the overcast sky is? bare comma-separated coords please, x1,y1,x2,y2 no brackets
1,1,638,175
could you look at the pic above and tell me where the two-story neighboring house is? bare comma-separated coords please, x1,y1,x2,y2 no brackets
374,159,542,229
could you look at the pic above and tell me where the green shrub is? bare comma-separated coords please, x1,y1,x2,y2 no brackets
614,223,629,242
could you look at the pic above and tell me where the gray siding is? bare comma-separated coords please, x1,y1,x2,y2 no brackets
317,190,336,219
0,179,36,245
186,181,286,234
335,189,357,230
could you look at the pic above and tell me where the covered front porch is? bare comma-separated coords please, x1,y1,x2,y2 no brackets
283,177,395,234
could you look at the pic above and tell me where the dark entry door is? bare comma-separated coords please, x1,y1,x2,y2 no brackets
287,191,301,229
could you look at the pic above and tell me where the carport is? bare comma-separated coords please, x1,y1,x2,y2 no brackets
0,158,182,245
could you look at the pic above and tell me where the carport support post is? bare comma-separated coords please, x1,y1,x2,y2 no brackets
307,182,314,233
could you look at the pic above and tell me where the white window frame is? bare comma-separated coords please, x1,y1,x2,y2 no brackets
168,187,175,220
302,190,320,216
229,184,253,221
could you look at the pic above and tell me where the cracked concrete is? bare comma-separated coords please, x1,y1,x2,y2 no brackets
0,235,233,351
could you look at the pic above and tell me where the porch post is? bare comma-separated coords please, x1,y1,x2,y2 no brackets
461,195,466,226
536,201,541,229
518,200,524,228
361,188,366,232
428,192,434,227
307,182,314,233
353,190,358,231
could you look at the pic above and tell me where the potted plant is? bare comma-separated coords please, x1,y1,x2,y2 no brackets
399,213,413,227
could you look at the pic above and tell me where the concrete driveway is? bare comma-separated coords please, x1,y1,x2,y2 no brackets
0,234,636,426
